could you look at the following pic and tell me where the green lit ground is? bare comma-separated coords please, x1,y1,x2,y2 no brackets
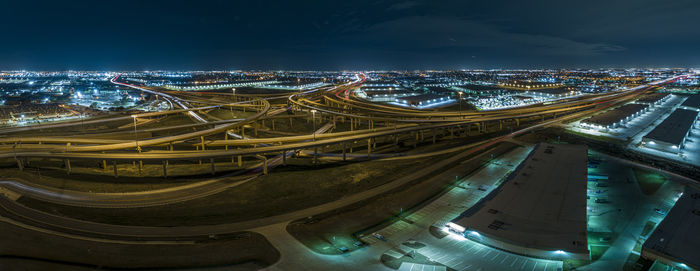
633,169,667,196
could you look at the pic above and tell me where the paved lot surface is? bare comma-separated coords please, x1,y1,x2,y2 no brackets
398,262,446,271
413,232,562,271
579,151,686,271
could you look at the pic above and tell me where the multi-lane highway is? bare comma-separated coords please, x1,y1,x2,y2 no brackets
0,75,674,168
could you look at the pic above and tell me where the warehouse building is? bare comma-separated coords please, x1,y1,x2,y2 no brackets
447,144,589,260
680,94,700,111
637,93,671,106
581,103,649,129
641,109,699,153
395,94,452,107
642,186,700,270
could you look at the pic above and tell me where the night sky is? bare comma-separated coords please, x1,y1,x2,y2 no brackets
2,0,699,70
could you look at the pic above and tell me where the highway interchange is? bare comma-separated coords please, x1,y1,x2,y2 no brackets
0,73,687,270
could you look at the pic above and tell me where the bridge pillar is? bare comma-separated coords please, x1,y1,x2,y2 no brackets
367,138,372,158
263,157,268,175
499,120,503,130
282,151,287,166
432,128,436,144
314,147,318,165
342,142,347,161
211,158,216,175
414,132,418,148
16,158,23,171
162,160,167,178
113,161,118,178
224,132,229,150
65,159,71,175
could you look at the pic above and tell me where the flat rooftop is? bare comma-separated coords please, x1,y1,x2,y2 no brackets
458,84,501,91
452,143,588,255
396,94,449,103
582,103,648,127
643,109,698,146
643,186,700,269
362,89,411,95
681,94,700,109
637,93,670,104
529,87,576,95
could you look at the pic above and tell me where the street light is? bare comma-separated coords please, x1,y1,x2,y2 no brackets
458,91,463,112
131,115,138,149
310,109,317,141
230,88,236,117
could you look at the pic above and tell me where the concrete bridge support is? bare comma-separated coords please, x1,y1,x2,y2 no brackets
263,156,268,175
162,160,168,178
342,142,347,161
65,159,71,175
314,147,318,165
367,138,372,158
432,128,437,144
16,158,23,171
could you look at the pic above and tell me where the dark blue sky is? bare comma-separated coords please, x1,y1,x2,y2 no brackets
2,0,699,70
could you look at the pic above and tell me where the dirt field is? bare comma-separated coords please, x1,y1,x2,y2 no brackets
0,222,279,270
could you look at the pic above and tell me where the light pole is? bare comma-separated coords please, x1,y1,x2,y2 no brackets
310,109,317,141
231,88,236,117
131,115,138,149
458,91,463,112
